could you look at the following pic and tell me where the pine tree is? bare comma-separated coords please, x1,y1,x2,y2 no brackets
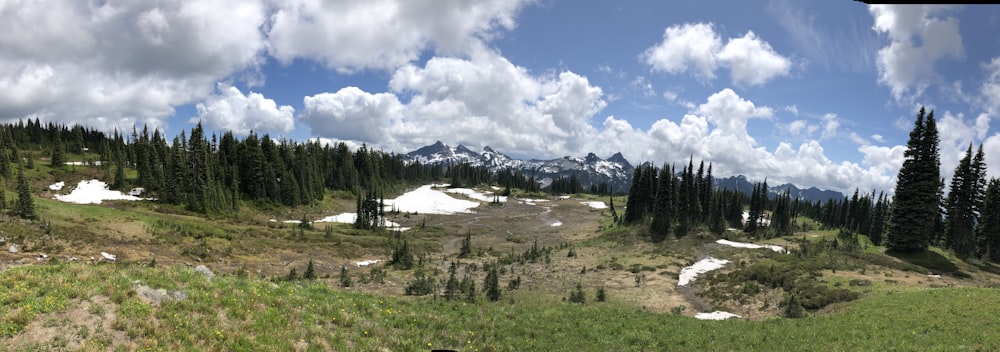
484,262,501,302
50,127,64,168
945,144,984,257
14,163,35,219
979,178,1000,262
0,175,6,210
459,230,473,258
339,266,352,287
304,259,316,280
886,107,941,252
444,261,460,301
650,164,674,242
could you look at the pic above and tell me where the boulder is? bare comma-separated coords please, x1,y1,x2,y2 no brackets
195,265,215,279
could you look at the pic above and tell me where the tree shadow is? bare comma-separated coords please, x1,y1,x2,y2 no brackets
886,249,960,274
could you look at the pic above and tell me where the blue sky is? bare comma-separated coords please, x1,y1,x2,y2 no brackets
2,1,1000,194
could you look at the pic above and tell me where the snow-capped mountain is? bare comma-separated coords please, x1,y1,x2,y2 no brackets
714,175,844,203
404,141,633,192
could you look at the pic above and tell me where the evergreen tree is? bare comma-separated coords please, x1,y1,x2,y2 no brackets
459,230,473,258
484,262,501,302
444,261,460,301
304,259,316,280
0,176,5,210
886,107,941,252
945,144,984,257
979,179,1000,262
14,163,35,219
50,127,64,168
650,164,674,242
339,266,352,287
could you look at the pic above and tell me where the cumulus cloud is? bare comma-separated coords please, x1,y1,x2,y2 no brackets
980,57,1000,117
869,5,964,102
300,50,606,158
267,0,531,72
193,84,295,135
642,22,792,87
0,0,268,130
821,113,839,140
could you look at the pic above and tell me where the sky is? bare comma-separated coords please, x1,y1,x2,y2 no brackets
2,1,1000,195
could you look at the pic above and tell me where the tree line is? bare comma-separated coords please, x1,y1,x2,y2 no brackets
619,106,1000,263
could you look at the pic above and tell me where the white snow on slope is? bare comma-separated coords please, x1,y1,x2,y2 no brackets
49,181,65,191
384,185,480,214
695,311,742,320
678,257,730,286
550,221,563,227
54,180,144,204
581,201,608,209
313,213,408,231
716,239,786,253
445,188,506,203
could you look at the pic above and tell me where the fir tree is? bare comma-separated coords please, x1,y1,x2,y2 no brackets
339,266,352,287
304,259,316,280
459,230,473,258
945,144,985,257
444,261,460,301
50,127,64,168
14,163,35,219
978,178,1000,262
484,262,501,302
886,107,942,252
650,163,674,242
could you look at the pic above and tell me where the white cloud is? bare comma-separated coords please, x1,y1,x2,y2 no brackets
872,134,885,143
716,31,792,87
301,50,606,158
631,76,656,97
267,0,530,72
193,84,294,135
784,105,799,116
980,57,1000,117
641,23,721,82
0,0,268,130
300,87,405,144
642,23,791,87
786,120,807,135
849,132,868,145
869,5,964,102
821,113,839,140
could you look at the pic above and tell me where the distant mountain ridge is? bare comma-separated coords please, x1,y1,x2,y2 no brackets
713,175,845,203
404,141,634,192
404,141,845,202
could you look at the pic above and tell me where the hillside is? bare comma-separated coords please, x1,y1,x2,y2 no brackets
2,123,1000,350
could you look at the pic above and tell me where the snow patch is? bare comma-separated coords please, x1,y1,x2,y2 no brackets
558,195,572,200
54,180,145,204
445,188,506,203
313,212,407,231
384,185,480,214
695,311,742,320
678,257,730,286
716,239,786,253
101,252,117,261
550,221,563,227
48,181,65,191
581,201,608,209
356,259,380,267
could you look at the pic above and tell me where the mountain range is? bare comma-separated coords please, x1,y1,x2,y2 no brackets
404,141,845,202
404,141,635,192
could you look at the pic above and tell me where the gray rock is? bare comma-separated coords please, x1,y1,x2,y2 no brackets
136,285,186,303
195,265,215,279
8,244,17,253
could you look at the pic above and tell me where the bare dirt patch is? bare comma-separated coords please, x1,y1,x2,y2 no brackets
4,296,135,351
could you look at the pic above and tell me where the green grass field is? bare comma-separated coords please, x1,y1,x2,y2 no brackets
1,262,997,351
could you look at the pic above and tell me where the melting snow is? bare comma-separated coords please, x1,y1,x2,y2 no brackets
384,185,479,214
550,221,563,227
54,180,145,204
356,259,380,267
521,198,549,206
445,188,506,203
716,239,786,253
695,311,742,320
678,257,730,286
558,195,572,200
313,212,407,231
581,201,608,209
49,181,65,191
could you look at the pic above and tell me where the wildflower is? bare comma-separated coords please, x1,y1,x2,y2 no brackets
427,342,432,347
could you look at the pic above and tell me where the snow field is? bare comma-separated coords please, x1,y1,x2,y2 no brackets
53,180,146,205
677,257,730,286
716,239,786,253
580,201,607,209
694,311,742,320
